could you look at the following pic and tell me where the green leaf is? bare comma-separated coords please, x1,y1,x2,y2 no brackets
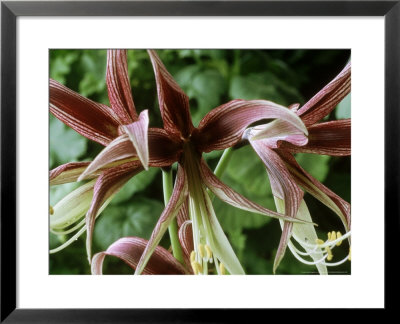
93,197,164,251
50,116,88,168
336,93,351,119
50,51,79,84
295,153,331,182
110,168,159,205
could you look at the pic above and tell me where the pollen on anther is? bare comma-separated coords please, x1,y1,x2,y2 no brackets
190,251,196,263
326,246,333,261
50,206,54,215
315,239,325,245
348,247,351,261
219,263,226,275
191,261,203,275
198,244,206,259
336,232,342,246
205,245,213,260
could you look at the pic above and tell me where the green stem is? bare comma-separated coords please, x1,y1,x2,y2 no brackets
209,147,234,201
162,169,185,265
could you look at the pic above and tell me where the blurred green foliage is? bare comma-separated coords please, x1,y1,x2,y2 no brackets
49,49,351,275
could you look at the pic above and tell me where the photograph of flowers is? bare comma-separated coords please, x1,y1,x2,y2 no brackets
49,49,351,275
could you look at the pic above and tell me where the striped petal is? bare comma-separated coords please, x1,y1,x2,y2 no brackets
246,119,308,148
50,162,91,185
123,110,149,170
193,99,308,153
297,62,351,126
278,150,351,231
50,79,120,146
178,220,194,272
91,237,188,275
78,128,181,181
135,165,188,275
250,141,304,272
279,119,351,156
86,161,143,263
78,134,137,181
147,50,193,137
199,159,308,224
106,49,137,124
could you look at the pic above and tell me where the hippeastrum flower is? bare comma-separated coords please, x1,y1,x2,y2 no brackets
49,49,176,255
99,50,312,275
244,62,351,273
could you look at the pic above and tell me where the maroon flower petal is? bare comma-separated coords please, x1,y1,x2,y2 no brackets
91,237,188,275
178,220,194,273
123,110,149,170
147,50,193,137
250,141,304,272
50,162,91,185
278,150,351,230
78,134,137,181
279,119,351,156
297,62,351,126
106,49,137,124
50,79,120,146
86,161,143,262
199,159,308,224
135,165,188,275
176,198,189,227
192,99,307,153
148,128,182,167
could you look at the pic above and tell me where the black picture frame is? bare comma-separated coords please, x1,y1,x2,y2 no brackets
1,0,398,321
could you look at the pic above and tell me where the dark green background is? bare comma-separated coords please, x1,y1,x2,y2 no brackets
49,49,351,275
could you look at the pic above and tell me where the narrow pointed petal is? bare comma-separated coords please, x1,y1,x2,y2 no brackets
123,110,149,170
199,159,308,224
279,119,351,156
50,180,95,229
92,237,188,275
250,141,304,272
193,99,308,153
86,161,143,263
278,150,351,230
247,119,308,149
176,198,190,227
135,165,188,275
274,198,327,275
106,49,137,124
178,220,194,272
297,62,351,126
50,162,91,185
147,50,193,137
78,134,137,181
50,79,120,146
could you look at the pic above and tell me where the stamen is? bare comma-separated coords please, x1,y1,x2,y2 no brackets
348,247,351,261
191,261,203,275
50,205,54,215
329,231,337,242
315,239,325,245
336,232,342,246
327,232,331,241
219,262,226,275
205,244,213,260
190,251,196,263
198,244,206,259
325,246,333,261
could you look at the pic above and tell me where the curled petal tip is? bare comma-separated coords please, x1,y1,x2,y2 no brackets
123,110,149,170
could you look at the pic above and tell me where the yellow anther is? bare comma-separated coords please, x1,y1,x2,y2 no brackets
205,245,213,260
327,232,331,241
49,206,54,215
190,251,196,263
315,239,325,245
348,247,351,261
198,244,206,259
191,261,203,275
330,231,337,241
336,232,342,246
326,246,333,261
219,262,226,275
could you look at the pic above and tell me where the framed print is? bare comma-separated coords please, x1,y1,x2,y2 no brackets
1,0,398,321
